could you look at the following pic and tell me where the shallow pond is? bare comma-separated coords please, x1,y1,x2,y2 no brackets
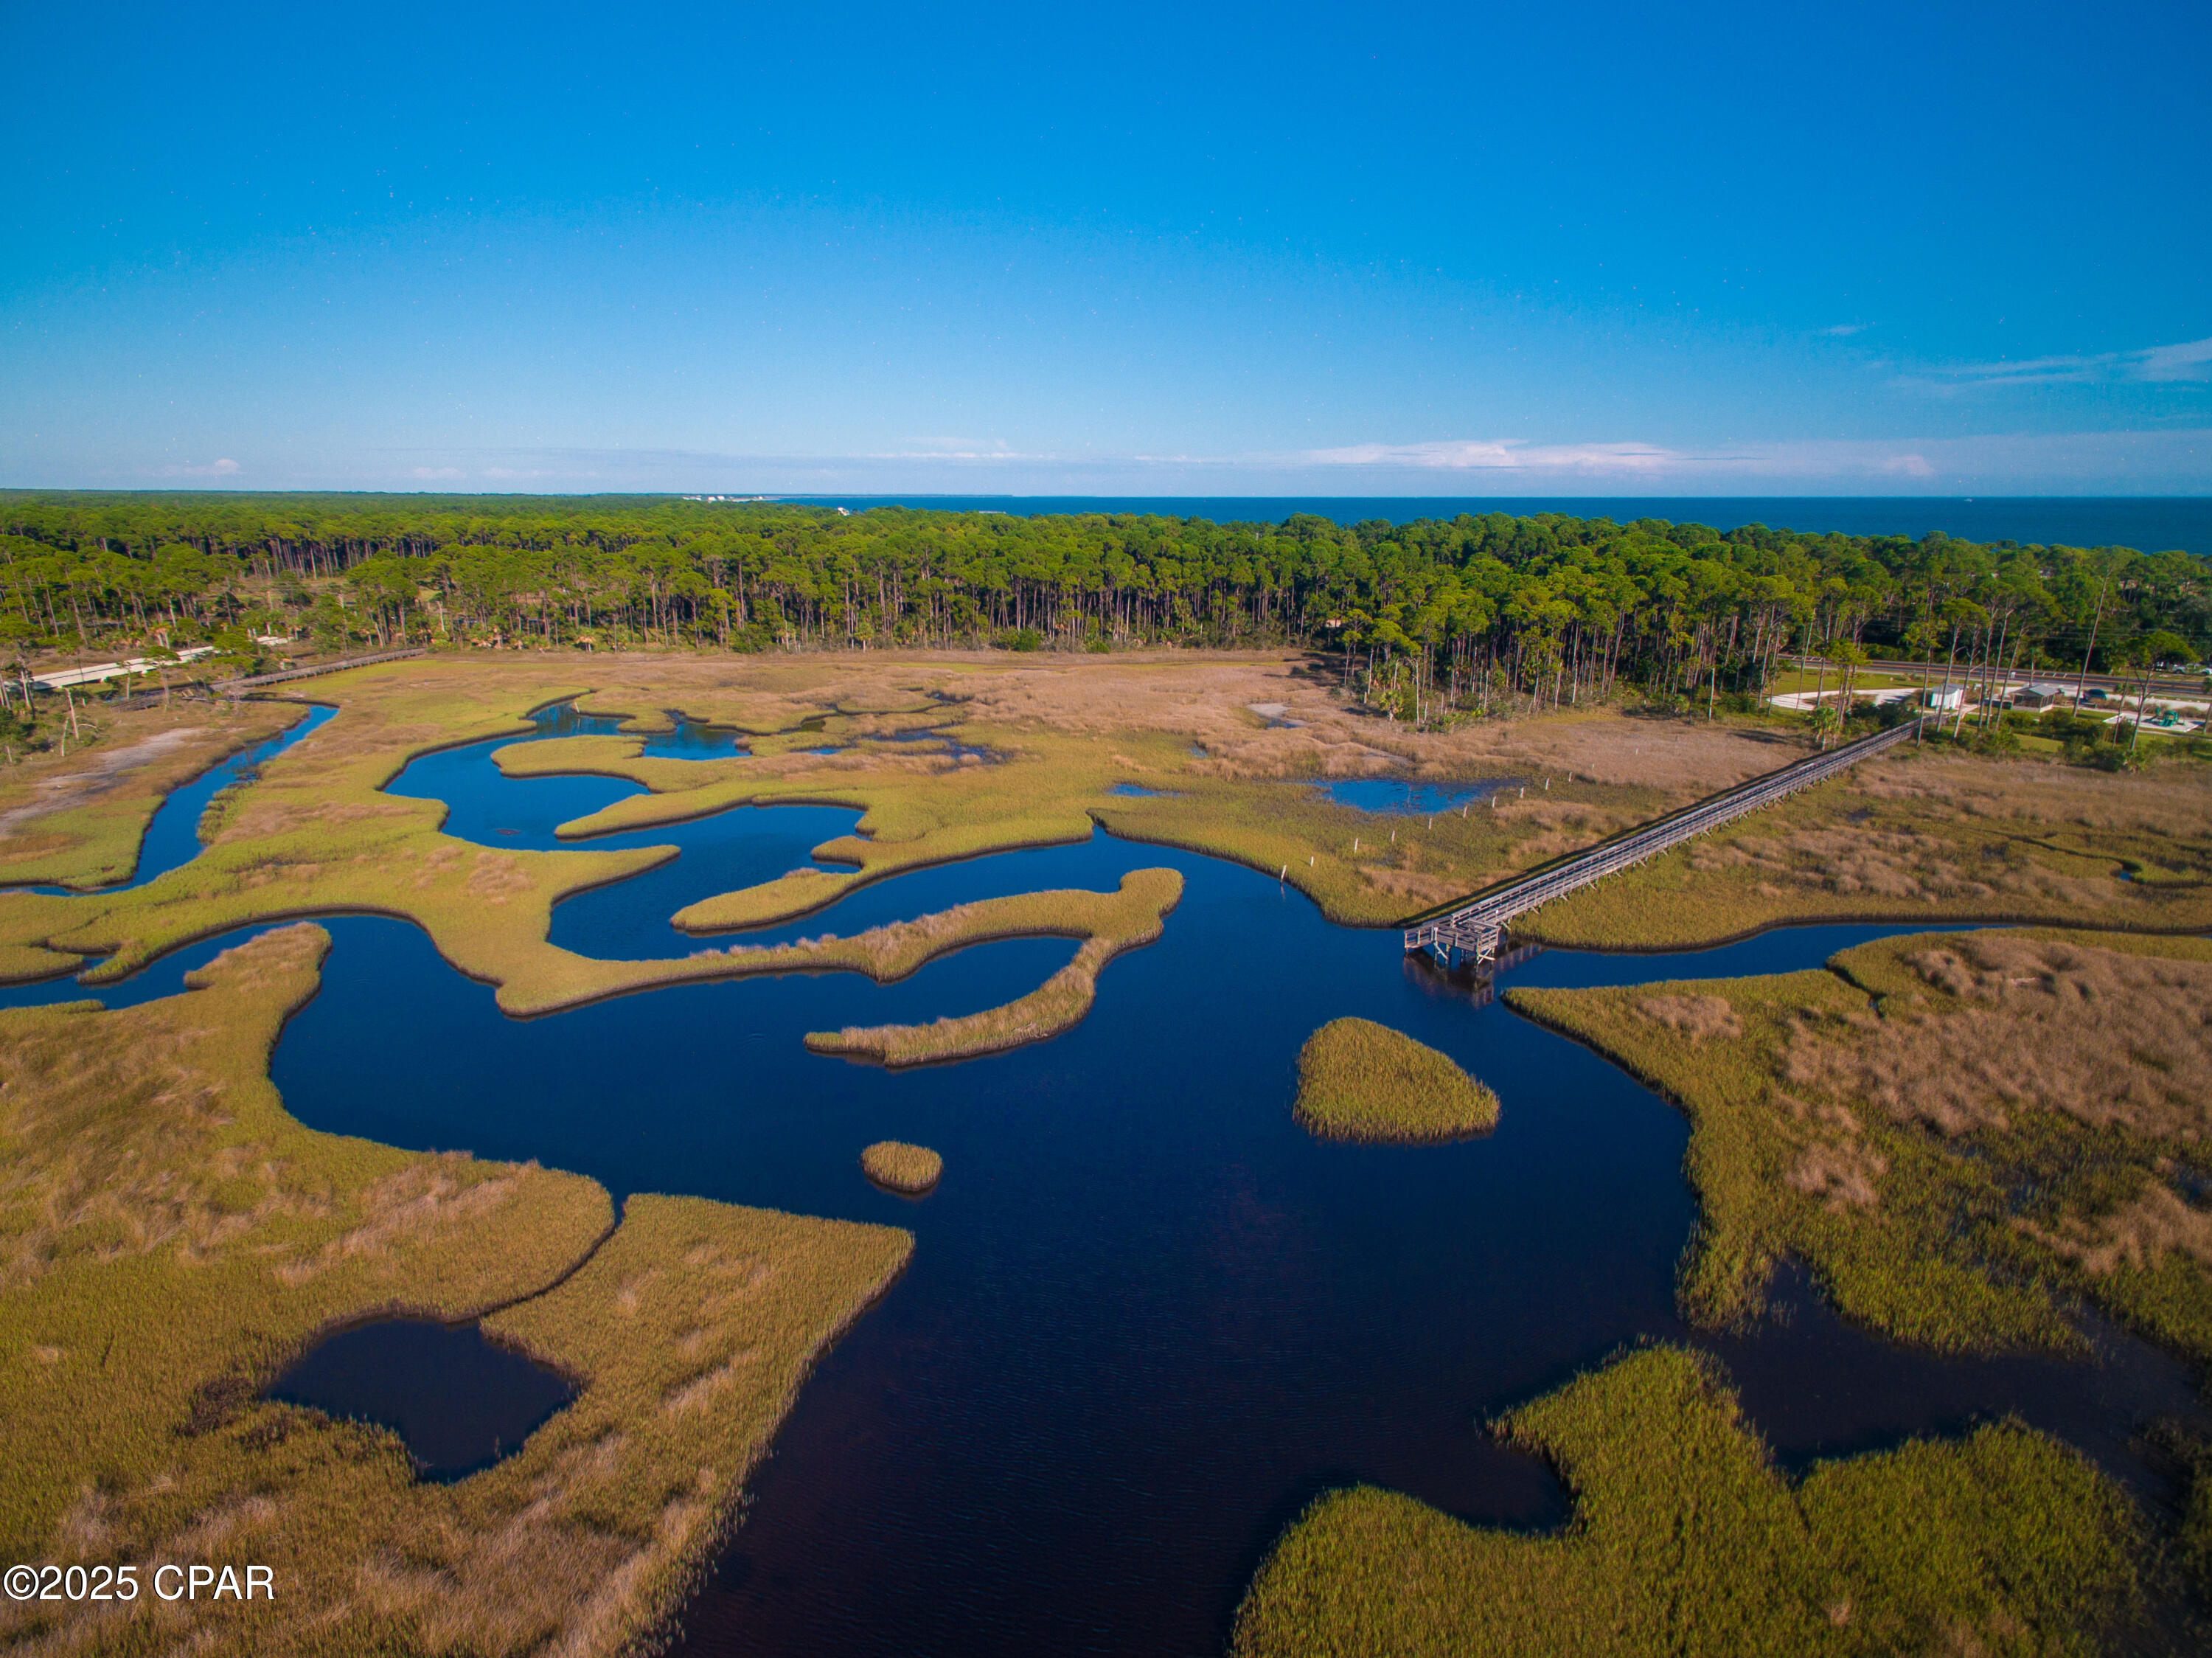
1309,776,1514,814
265,1317,576,1481
5,707,2203,1656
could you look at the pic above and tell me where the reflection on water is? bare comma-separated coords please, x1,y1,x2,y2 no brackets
266,1317,576,1480
4,703,2202,1655
641,721,745,759
1309,776,1514,814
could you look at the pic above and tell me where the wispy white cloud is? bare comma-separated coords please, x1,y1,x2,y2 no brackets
1294,431,2195,488
410,465,465,480
1305,439,1677,474
154,457,240,477
1820,323,1869,337
2138,336,2212,382
1907,334,2212,392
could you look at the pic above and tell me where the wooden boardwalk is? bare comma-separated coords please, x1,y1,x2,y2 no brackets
220,647,428,690
1405,716,1929,968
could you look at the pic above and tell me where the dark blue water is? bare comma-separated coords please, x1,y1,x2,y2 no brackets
4,710,2202,1657
640,720,746,759
782,496,2212,556
266,1318,577,1480
2,703,335,898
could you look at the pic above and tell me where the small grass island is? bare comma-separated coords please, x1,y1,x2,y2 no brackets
862,1140,945,1194
1295,1017,1499,1143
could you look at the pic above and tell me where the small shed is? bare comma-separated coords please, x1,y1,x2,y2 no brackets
1921,684,1966,711
2011,681,2071,710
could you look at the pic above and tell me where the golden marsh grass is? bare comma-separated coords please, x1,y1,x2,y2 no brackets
860,1142,944,1193
1293,1017,1499,1142
1523,746,2212,951
804,868,1181,1066
1509,928,2212,1365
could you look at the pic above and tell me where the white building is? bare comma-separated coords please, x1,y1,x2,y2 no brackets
30,645,218,691
1921,684,1966,711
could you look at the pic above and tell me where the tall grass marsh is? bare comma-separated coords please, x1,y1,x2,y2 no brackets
861,1140,944,1193
1522,745,2212,951
0,698,300,892
1294,1016,1499,1142
1509,927,2212,1367
0,653,1951,1023
1234,1345,2135,1658
473,653,1775,930
0,923,912,1657
5,653,2206,1651
0,652,1617,1021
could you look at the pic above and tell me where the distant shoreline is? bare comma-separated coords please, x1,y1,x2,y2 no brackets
7,488,2198,555
776,493,2212,554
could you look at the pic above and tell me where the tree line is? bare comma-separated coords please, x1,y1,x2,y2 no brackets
0,491,2204,723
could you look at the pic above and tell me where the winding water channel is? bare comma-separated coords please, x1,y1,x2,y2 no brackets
6,704,2205,1655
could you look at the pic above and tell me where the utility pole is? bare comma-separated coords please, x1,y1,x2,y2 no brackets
2076,565,2112,701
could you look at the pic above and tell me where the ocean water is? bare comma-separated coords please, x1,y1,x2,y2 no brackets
782,496,2212,555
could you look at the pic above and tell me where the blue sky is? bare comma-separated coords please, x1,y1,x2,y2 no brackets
3,0,2208,495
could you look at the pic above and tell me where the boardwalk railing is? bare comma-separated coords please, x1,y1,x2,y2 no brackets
1405,716,1930,968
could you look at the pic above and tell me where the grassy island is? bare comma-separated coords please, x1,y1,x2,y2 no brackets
465,867,1186,1034
861,1141,945,1193
804,867,1181,1066
1234,1345,2133,1658
0,924,911,1658
1509,928,2212,1362
1294,1017,1498,1142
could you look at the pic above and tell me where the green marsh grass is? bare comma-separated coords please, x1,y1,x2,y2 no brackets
1293,1016,1498,1142
1234,1345,2135,1658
